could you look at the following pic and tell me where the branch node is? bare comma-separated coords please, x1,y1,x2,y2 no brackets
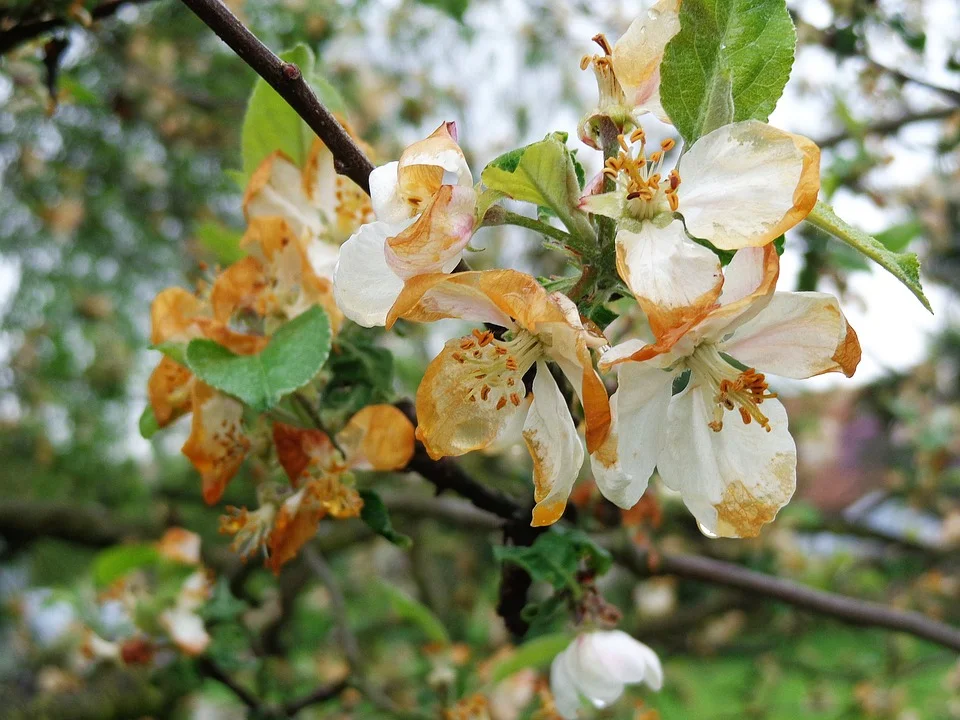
281,62,301,81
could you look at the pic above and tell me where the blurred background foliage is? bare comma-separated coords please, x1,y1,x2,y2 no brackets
0,0,959,718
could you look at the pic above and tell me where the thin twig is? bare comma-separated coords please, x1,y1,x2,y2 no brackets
864,56,960,105
282,678,349,716
613,543,960,653
197,657,263,712
178,0,375,193
816,107,957,149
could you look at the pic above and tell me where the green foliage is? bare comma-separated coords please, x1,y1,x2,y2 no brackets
488,631,571,683
375,581,451,645
359,489,413,549
92,544,160,588
139,406,160,440
661,0,796,142
481,132,594,242
185,306,332,413
200,578,248,623
806,201,931,311
416,0,469,22
195,220,245,265
149,342,187,366
493,527,612,595
320,328,395,426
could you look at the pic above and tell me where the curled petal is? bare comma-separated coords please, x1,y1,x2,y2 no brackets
526,365,585,527
386,270,527,330
148,356,194,428
615,219,722,340
211,255,269,323
581,631,663,692
720,291,861,379
658,387,797,538
370,161,412,224
181,383,249,505
334,221,407,327
550,644,583,720
385,184,477,278
397,121,472,204
677,121,821,250
273,422,339,487
338,404,416,471
151,287,204,345
612,0,682,119
243,150,321,239
267,490,325,574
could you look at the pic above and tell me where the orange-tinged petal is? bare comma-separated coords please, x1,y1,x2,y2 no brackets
148,356,194,427
304,134,375,240
181,383,249,505
266,493,325,573
384,184,477,278
151,287,204,345
338,404,416,471
272,421,339,487
210,255,269,323
397,121,470,203
157,527,202,565
386,272,514,330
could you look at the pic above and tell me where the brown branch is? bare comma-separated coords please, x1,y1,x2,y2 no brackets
613,543,960,653
197,658,263,712
816,106,957,149
0,0,158,56
864,56,960,105
282,678,350,716
178,0,374,193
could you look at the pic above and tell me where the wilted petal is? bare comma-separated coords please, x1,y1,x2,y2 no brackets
272,422,338,487
616,219,722,339
181,383,249,505
591,362,672,509
415,337,529,459
157,528,201,565
333,221,407,327
720,292,861,379
386,270,524,330
151,287,204,345
612,0,682,119
397,121,472,204
658,386,797,538
338,404,416,471
148,356,194,428
160,608,210,656
677,121,820,250
579,190,624,219
385,184,477,278
370,161,412,224
266,487,325,573
244,151,321,239
211,255,269,322
526,364,585,527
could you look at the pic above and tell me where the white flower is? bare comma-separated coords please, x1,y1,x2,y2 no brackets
581,120,820,341
334,121,477,327
550,631,663,719
592,246,861,538
159,570,212,656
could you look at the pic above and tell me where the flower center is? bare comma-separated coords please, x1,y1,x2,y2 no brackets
604,129,681,221
685,344,777,433
450,328,542,410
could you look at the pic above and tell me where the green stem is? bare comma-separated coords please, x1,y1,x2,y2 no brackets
488,208,575,246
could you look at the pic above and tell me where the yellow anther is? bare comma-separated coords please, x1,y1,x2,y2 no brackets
660,138,676,152
668,193,679,211
617,134,629,152
630,127,646,145
649,150,663,163
592,33,613,56
580,55,591,71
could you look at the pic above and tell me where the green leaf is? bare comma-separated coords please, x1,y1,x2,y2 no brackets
139,405,160,439
186,306,333,412
806,201,931,312
376,580,450,645
416,0,469,22
201,577,248,623
93,544,160,588
359,490,412,549
195,220,245,265
661,0,797,143
493,527,612,594
874,220,924,253
489,631,572,683
481,133,595,242
149,341,187,366
321,329,395,426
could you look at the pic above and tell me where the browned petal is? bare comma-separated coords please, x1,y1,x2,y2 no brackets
751,133,821,246
148,356,194,428
339,404,416,471
386,271,511,330
240,216,298,261
829,312,862,379
181,383,249,505
210,256,269,323
273,421,336,488
580,361,612,453
242,150,296,219
397,121,463,203
266,501,325,574
151,287,204,345
156,527,201,565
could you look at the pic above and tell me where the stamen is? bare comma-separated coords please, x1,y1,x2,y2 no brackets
686,345,777,433
660,138,676,152
591,33,613,56
453,329,542,410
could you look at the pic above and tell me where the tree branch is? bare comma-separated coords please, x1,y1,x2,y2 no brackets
816,106,957,149
197,658,263,712
613,543,960,653
0,0,158,56
178,0,374,193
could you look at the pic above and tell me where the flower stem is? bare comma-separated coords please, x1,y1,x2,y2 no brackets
486,208,575,245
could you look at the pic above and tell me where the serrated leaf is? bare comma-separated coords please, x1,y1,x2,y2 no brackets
139,405,159,439
481,134,594,241
489,631,572,683
376,580,450,645
806,201,931,312
661,0,796,143
93,544,160,588
359,490,412,548
196,220,245,265
493,528,612,594
186,306,332,412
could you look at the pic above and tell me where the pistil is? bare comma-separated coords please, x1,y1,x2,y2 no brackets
685,344,777,432
451,327,543,409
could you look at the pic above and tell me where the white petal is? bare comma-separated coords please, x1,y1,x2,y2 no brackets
525,365,585,527
246,154,321,238
333,221,405,327
160,608,210,656
677,120,820,250
592,362,672,509
720,292,860,379
304,237,341,281
369,162,413,224
616,219,722,338
568,634,628,708
612,0,682,114
550,645,583,720
657,386,797,538
589,630,664,691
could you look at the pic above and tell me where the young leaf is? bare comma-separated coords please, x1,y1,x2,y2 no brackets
489,631,572,683
806,201,931,312
661,0,797,143
481,133,595,242
195,220,245,265
149,341,187,367
376,580,451,645
139,405,160,439
186,306,332,413
493,527,612,594
93,544,159,588
359,489,412,549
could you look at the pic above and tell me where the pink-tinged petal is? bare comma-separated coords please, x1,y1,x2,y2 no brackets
333,221,406,327
720,291,861,379
591,362,672,509
384,184,477,278
415,337,529,459
658,386,797,538
677,120,820,250
370,161,413,224
616,219,722,340
526,364,585,527
586,630,663,691
612,0,682,118
397,122,472,202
